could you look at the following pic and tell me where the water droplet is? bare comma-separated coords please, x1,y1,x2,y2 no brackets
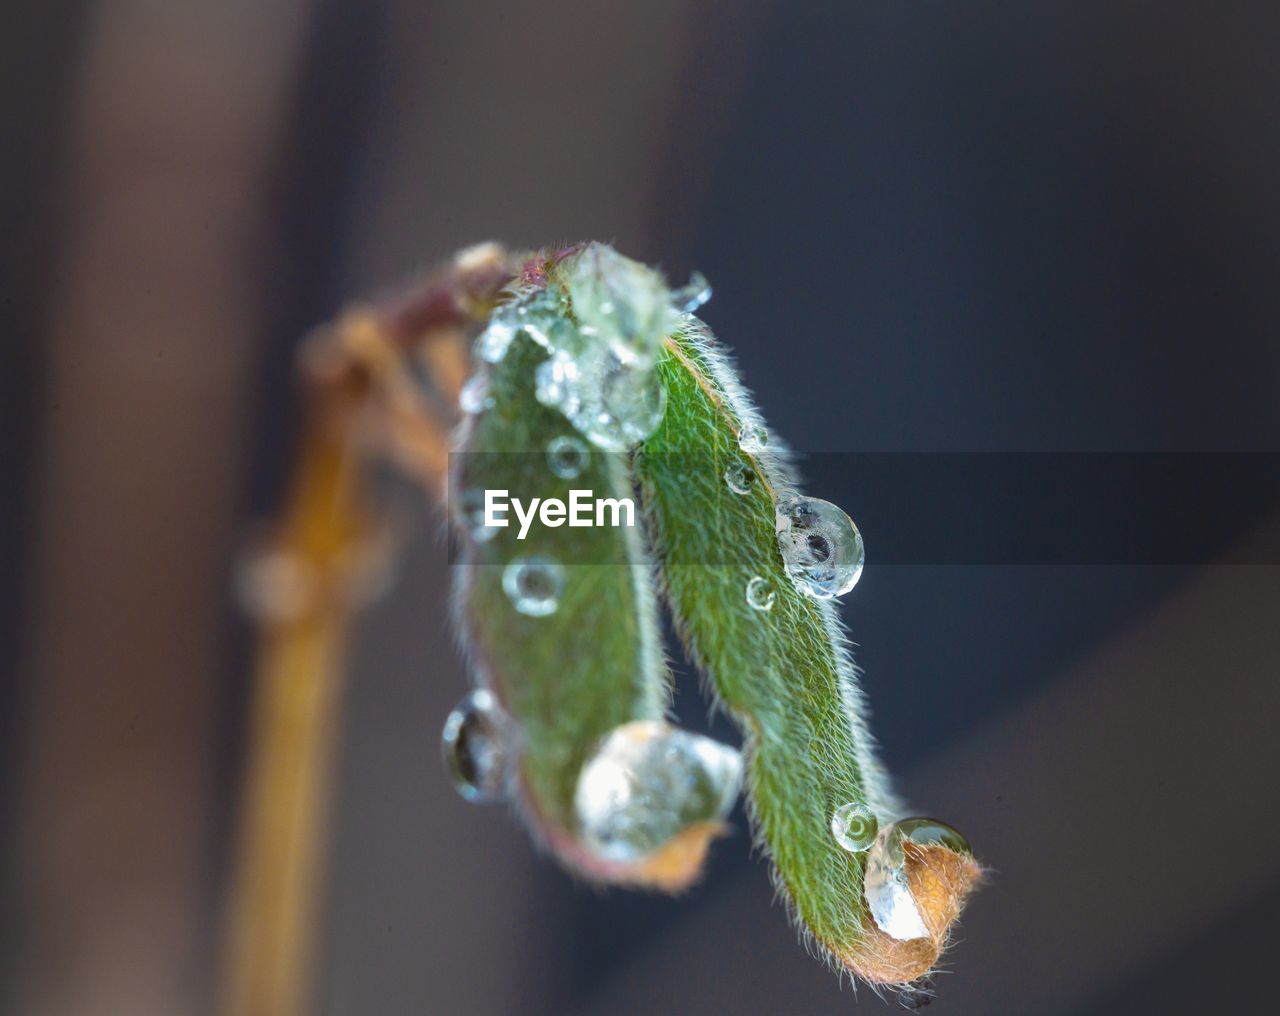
724,460,755,495
670,270,712,313
234,545,318,622
502,555,564,616
831,801,878,852
535,349,582,417
546,435,590,479
455,488,500,544
745,576,775,611
898,978,936,1010
737,423,768,455
476,289,566,363
475,305,518,363
574,721,742,862
863,817,972,941
536,346,665,452
441,689,510,803
775,496,864,599
563,244,678,366
459,372,492,414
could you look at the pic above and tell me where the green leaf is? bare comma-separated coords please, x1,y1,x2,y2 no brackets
449,243,980,981
634,323,903,966
452,330,669,879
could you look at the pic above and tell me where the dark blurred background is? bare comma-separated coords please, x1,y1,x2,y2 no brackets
4,2,1280,1014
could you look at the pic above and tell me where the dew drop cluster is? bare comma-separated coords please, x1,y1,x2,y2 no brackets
573,720,743,863
473,243,713,453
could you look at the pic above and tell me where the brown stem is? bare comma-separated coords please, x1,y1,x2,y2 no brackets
220,244,517,1016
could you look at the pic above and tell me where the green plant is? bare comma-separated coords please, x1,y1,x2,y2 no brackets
448,243,981,995
225,242,979,1013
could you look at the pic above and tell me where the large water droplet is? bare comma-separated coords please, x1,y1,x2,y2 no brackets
776,496,864,599
546,435,590,479
536,347,665,452
562,244,677,365
737,424,768,455
863,817,972,941
831,801,878,853
459,372,491,414
502,555,564,616
441,689,510,803
574,721,743,863
671,270,712,313
894,817,973,857
724,460,755,495
745,576,775,611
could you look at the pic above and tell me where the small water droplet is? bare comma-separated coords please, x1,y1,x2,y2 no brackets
441,689,510,803
737,424,768,455
475,306,518,363
898,978,936,1010
574,721,742,862
776,496,864,599
863,817,972,941
503,555,564,616
745,576,775,611
234,545,318,622
831,802,878,853
546,435,590,479
455,488,500,544
535,349,582,417
459,372,492,414
724,460,755,495
670,270,712,313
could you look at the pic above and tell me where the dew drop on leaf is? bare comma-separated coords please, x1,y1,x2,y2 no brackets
459,372,491,414
724,460,755,495
502,555,564,616
455,488,499,544
775,496,864,599
475,306,518,363
745,576,775,611
737,423,768,455
863,817,972,941
830,801,878,853
546,435,590,479
441,689,510,803
536,347,665,452
670,270,712,313
574,721,743,862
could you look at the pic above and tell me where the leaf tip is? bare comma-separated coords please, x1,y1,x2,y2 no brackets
841,842,984,985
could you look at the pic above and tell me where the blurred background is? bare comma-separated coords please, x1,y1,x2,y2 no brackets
4,1,1280,1013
